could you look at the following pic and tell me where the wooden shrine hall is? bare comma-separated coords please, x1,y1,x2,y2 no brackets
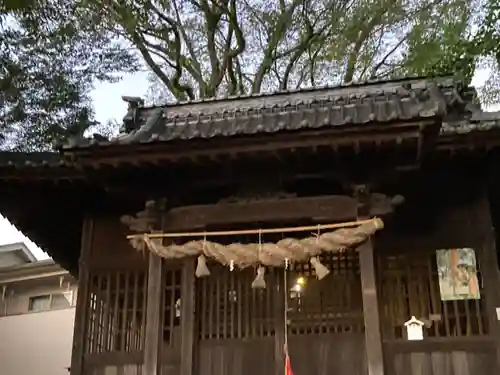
1,76,500,375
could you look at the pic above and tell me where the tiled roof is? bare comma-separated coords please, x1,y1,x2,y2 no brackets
63,76,466,149
0,152,65,167
440,111,500,135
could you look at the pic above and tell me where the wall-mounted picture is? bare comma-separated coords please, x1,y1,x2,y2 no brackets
436,248,480,301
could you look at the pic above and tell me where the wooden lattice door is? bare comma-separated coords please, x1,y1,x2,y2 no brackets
285,249,367,375
194,248,367,375
195,264,276,375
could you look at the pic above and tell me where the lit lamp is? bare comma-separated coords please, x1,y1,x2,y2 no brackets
290,276,306,297
295,277,305,288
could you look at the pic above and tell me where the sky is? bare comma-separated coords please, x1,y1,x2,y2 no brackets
0,68,498,260
91,71,151,129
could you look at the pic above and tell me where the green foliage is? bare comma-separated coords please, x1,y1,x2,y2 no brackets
474,0,500,61
79,0,500,105
403,0,472,78
1,0,499,151
400,0,500,88
0,0,139,151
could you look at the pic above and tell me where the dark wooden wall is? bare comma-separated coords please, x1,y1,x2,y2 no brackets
376,188,500,375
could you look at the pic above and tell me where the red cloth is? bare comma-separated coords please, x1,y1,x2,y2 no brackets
285,353,294,375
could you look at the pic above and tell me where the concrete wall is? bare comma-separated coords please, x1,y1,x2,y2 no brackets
0,251,26,268
2,283,77,316
0,307,75,375
0,242,36,267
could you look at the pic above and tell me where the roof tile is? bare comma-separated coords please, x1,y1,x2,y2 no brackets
61,76,464,149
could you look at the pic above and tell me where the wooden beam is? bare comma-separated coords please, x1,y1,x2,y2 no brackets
70,217,94,375
143,251,163,375
356,186,385,375
72,122,426,166
164,194,399,231
179,258,196,375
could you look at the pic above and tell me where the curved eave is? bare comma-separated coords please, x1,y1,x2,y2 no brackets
0,162,99,274
60,118,441,169
0,184,84,274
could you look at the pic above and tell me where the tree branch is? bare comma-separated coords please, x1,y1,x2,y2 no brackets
132,32,194,100
370,33,409,78
281,23,327,90
252,0,304,93
343,9,388,83
171,0,206,96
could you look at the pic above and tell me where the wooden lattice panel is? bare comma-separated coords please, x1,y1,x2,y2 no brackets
86,270,148,354
378,249,488,339
287,249,364,335
161,264,182,347
195,248,364,340
196,264,276,340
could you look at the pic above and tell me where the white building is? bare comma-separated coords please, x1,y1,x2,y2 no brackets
0,243,77,375
0,241,37,268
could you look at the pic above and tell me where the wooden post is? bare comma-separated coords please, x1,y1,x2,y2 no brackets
359,239,385,375
476,188,500,374
70,217,94,375
274,271,285,375
180,257,196,375
144,252,163,375
356,185,385,375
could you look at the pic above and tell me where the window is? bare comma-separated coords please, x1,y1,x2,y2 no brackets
29,295,51,311
28,291,74,312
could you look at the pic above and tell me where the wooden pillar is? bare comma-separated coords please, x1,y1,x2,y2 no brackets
476,187,500,374
356,186,385,375
70,217,94,375
359,240,385,375
274,271,285,375
180,258,196,375
144,250,163,375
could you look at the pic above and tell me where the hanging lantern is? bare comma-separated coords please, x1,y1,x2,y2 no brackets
310,256,330,280
251,266,266,289
195,254,211,277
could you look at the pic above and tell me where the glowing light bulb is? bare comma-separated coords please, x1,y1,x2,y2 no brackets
291,284,302,292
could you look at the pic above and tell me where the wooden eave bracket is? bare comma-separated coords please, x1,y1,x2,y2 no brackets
120,193,405,234
120,199,167,232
